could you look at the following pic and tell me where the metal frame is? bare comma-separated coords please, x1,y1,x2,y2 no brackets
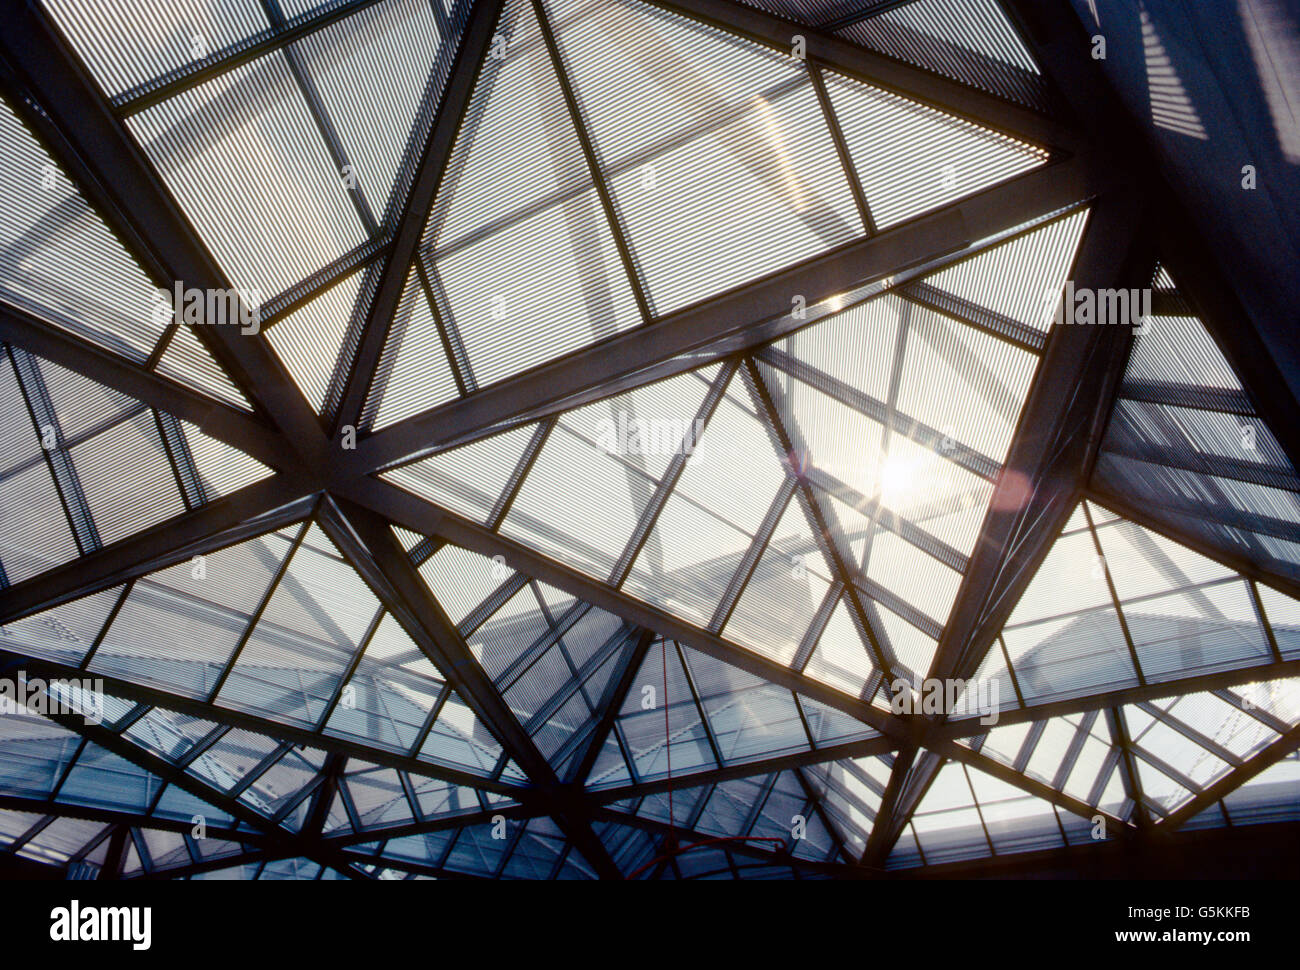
0,0,1295,879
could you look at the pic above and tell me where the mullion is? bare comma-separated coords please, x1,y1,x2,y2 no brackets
206,521,310,702
807,63,875,233
529,0,655,322
7,346,101,554
609,360,738,586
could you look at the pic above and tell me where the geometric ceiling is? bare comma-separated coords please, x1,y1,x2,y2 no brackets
0,0,1295,879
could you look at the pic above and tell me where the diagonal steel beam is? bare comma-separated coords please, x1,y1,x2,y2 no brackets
319,497,623,878
342,153,1108,477
0,475,315,624
0,3,329,460
326,0,506,433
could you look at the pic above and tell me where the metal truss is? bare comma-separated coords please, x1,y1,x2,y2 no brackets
0,0,1296,879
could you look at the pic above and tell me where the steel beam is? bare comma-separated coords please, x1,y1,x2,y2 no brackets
641,0,1084,151
327,0,506,432
343,153,1107,476
0,3,329,459
0,475,315,624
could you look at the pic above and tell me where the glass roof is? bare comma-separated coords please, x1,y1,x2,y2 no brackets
0,0,1295,879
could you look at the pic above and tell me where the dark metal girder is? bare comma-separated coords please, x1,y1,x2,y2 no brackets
639,0,1084,152
0,475,315,624
327,0,506,433
342,153,1108,477
0,302,289,472
0,3,329,459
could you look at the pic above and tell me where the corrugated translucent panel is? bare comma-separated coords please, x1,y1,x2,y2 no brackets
687,650,810,763
966,766,1064,856
384,423,535,522
265,272,360,412
865,526,961,630
837,0,1049,112
18,816,109,867
1123,314,1241,390
217,526,380,727
1162,690,1279,761
466,586,550,680
38,357,138,437
1128,581,1272,681
180,420,273,496
1093,453,1300,573
1003,609,1136,703
42,0,270,97
825,71,1047,229
907,761,988,864
1008,511,1111,622
584,36,862,310
434,187,642,386
1127,705,1232,795
126,53,366,295
1109,398,1293,475
776,367,887,503
0,708,81,799
615,641,716,781
873,598,939,678
923,209,1089,332
429,0,591,249
1132,755,1193,814
1093,514,1235,600
343,764,413,829
420,689,505,772
0,362,80,579
58,743,160,813
293,0,443,213
0,98,159,359
726,502,833,665
503,424,654,579
327,613,445,752
69,410,187,545
0,586,121,666
622,490,754,627
418,543,516,626
239,746,326,822
92,528,297,697
671,387,791,533
125,707,219,764
1258,584,1300,658
896,302,1037,464
154,323,251,409
783,294,900,403
804,596,877,696
563,369,711,483
367,266,462,429
803,756,888,855
878,433,991,556
1222,758,1300,825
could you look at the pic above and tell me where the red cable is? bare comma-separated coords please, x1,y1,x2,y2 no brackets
662,639,672,833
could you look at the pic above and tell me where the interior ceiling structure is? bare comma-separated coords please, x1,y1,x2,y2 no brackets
0,0,1295,881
